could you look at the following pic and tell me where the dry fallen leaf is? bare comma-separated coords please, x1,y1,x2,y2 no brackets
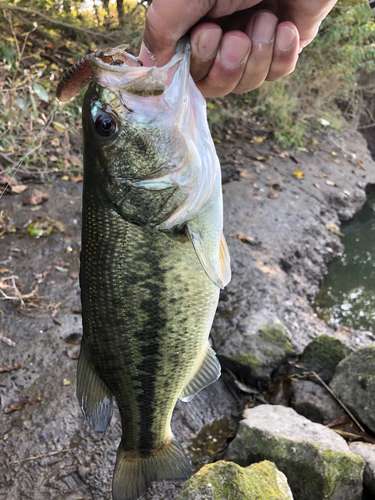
65,333,82,345
326,224,344,237
239,170,254,180
326,180,336,187
0,269,9,274
63,379,71,386
69,156,83,168
293,170,304,180
313,183,320,189
66,346,80,359
233,233,261,246
271,183,282,191
70,174,83,183
253,136,265,143
326,415,375,445
290,155,301,164
343,190,350,197
10,185,28,194
22,193,49,206
27,217,65,238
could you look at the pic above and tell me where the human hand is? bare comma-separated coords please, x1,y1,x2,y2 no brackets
139,0,337,98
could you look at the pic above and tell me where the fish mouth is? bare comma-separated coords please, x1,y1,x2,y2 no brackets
89,37,190,97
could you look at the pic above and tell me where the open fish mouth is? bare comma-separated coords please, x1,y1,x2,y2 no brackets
58,38,220,230
57,38,188,100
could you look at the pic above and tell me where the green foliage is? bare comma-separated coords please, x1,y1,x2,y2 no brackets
251,1,375,148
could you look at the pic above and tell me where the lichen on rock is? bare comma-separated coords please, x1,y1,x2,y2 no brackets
176,460,294,500
349,442,375,495
218,309,295,386
227,405,364,500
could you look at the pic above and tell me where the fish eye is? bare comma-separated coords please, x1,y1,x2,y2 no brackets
95,114,116,137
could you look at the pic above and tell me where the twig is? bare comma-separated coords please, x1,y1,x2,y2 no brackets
3,11,20,60
0,276,39,308
357,122,375,130
0,4,114,40
312,371,365,433
0,107,56,200
0,448,71,471
294,364,366,433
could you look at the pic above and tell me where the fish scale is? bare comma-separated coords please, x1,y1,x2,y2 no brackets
81,190,219,453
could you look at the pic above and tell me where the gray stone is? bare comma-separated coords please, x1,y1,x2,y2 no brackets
349,442,375,495
330,343,375,433
300,335,348,383
227,405,364,500
290,380,344,423
218,309,295,386
177,460,294,500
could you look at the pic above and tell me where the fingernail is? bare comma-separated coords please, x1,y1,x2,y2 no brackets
220,36,250,68
276,26,296,51
197,28,222,60
251,12,277,43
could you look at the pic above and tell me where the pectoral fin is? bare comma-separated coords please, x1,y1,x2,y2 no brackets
187,225,224,289
77,337,113,433
179,344,221,402
219,232,231,287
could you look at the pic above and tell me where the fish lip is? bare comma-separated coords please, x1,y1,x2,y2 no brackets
88,37,190,95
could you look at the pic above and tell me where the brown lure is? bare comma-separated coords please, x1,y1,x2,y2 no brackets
56,47,141,102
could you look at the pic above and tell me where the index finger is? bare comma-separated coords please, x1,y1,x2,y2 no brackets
139,0,262,67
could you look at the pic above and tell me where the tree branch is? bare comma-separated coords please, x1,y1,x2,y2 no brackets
0,3,115,40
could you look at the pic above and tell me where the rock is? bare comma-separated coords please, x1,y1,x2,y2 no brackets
300,335,348,383
227,405,364,500
290,380,344,423
330,343,375,433
349,442,375,495
177,460,294,500
218,309,295,386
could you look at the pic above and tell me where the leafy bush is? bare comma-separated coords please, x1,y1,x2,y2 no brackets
252,0,375,148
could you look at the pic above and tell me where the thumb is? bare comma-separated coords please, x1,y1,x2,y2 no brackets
139,0,215,66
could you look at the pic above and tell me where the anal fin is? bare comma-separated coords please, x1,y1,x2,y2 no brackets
113,435,191,500
179,344,221,402
76,336,113,432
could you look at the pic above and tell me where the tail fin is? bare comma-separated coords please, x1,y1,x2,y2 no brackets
112,436,191,500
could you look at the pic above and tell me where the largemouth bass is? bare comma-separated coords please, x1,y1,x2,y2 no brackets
57,37,231,500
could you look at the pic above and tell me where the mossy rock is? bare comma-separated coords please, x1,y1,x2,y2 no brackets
177,460,293,500
300,335,348,383
330,343,375,433
218,309,295,386
228,405,364,500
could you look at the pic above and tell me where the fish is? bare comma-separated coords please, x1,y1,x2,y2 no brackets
56,37,231,500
